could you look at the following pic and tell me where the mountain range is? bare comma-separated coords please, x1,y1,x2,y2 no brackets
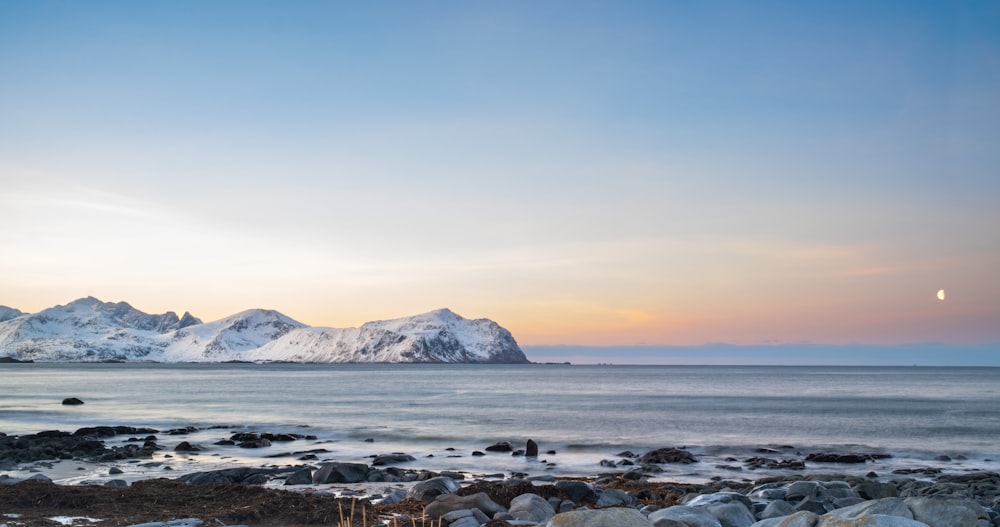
0,297,528,363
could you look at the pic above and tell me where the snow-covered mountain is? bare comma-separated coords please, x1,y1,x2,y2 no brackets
0,298,528,363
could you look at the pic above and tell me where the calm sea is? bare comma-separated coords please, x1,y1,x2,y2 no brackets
2,363,999,483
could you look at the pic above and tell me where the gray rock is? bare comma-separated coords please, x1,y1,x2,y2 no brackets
853,481,898,500
685,492,755,511
648,505,723,527
407,476,459,501
556,480,598,503
377,489,408,506
449,517,480,527
104,479,129,488
596,488,636,507
832,497,865,509
820,498,913,521
442,509,473,523
472,508,492,524
312,462,369,484
705,502,756,527
425,492,507,519
786,482,823,501
759,500,796,520
510,493,557,523
816,516,928,527
283,467,314,485
904,497,988,527
751,511,820,527
796,498,831,515
547,508,654,527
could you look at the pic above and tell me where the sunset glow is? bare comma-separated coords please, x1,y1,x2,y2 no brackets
2,2,998,350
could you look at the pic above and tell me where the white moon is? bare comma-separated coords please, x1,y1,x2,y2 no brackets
937,289,946,301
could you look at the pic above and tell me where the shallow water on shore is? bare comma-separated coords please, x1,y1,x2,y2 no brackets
3,363,999,483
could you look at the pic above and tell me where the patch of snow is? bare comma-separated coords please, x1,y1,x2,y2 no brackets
0,298,526,364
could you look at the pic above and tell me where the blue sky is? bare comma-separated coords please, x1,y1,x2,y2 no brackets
1,1,998,354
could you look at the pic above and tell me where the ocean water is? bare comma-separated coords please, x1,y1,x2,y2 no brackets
2,363,999,484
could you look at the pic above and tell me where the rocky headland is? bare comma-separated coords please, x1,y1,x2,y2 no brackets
2,426,998,527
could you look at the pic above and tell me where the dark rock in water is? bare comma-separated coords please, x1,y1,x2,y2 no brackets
526,439,539,457
108,466,124,475
262,433,297,442
312,462,370,484
73,426,159,438
238,438,272,449
805,453,883,463
372,453,416,466
744,457,805,470
62,397,85,406
485,441,513,452
230,432,260,442
173,441,200,452
471,451,485,456
639,447,698,464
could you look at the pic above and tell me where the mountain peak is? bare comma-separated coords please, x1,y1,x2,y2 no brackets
0,299,527,363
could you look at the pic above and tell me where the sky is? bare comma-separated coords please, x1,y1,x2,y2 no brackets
1,1,999,355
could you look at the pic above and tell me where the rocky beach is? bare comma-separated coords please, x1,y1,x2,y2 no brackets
3,425,998,527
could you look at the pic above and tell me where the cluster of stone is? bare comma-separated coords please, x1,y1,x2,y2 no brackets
0,427,161,466
411,472,998,527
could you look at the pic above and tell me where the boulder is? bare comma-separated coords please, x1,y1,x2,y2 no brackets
526,439,539,457
751,511,820,527
852,481,898,500
640,447,698,464
424,492,507,519
509,493,556,523
407,476,459,501
786,482,823,501
311,462,370,484
903,497,988,527
816,516,928,527
820,498,913,521
596,488,635,507
283,467,314,485
62,398,84,405
759,500,796,520
485,441,513,452
685,491,754,511
546,508,654,527
372,453,416,465
555,480,597,503
648,505,723,527
173,441,200,452
179,467,280,485
705,502,756,527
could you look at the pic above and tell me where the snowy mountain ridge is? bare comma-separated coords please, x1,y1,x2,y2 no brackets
0,298,528,363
